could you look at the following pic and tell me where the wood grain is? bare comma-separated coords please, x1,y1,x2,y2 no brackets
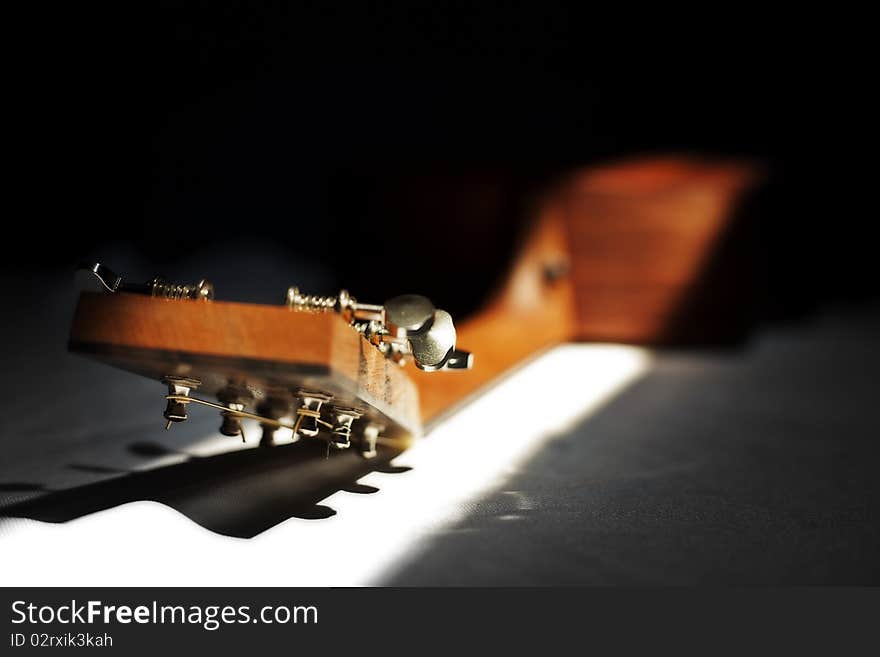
69,293,421,437
559,157,758,343
410,156,759,420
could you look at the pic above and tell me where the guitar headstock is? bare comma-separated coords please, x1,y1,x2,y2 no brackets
69,263,472,457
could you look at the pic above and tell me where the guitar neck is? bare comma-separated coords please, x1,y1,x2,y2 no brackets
415,157,756,424
413,209,576,425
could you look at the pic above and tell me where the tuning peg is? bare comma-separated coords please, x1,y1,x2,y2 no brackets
383,297,473,369
328,406,364,450
257,396,291,447
76,262,213,300
294,391,333,437
287,287,383,322
161,377,201,430
358,423,383,459
382,302,474,371
287,285,472,371
383,294,436,336
217,385,254,442
404,310,474,371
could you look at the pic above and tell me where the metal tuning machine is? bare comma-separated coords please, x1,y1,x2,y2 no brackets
161,382,388,459
76,262,213,301
286,287,473,371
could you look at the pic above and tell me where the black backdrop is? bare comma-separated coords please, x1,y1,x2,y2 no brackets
7,3,874,320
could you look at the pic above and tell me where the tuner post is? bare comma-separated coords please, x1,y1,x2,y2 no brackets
328,406,364,450
161,377,201,430
358,423,383,459
294,391,333,438
150,277,214,301
257,396,291,447
217,385,254,442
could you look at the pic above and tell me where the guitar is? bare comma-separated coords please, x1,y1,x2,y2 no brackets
65,156,756,510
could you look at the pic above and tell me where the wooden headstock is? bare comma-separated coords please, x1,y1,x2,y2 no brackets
69,292,426,456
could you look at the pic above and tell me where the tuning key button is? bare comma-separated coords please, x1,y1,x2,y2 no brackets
384,294,435,337
287,285,472,371
408,310,457,371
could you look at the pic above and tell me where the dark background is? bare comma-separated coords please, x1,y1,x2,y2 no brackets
7,3,875,320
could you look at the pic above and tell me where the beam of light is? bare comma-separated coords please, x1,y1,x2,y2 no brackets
0,344,650,586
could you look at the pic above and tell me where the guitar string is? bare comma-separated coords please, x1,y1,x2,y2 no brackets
164,394,406,448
